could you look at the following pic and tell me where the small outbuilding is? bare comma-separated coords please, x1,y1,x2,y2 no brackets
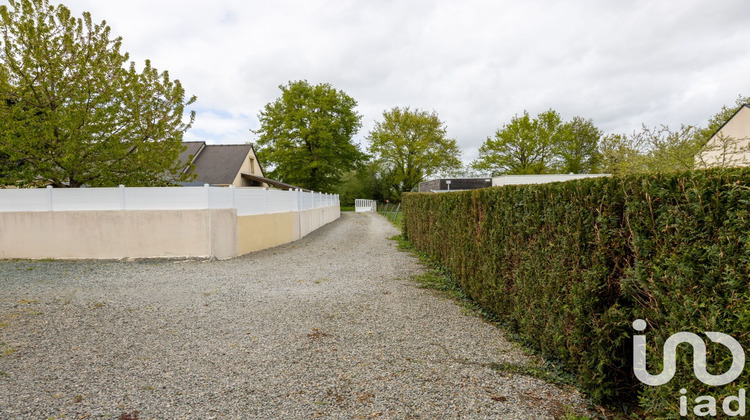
492,174,609,187
418,177,493,192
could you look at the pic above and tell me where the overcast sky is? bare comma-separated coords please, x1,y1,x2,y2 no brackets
46,0,750,163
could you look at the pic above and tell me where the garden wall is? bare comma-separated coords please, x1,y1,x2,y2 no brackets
0,186,340,259
0,209,237,259
0,205,340,260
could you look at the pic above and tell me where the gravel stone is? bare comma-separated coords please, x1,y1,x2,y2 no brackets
0,212,591,419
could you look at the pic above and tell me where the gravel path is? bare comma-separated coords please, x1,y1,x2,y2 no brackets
0,212,590,419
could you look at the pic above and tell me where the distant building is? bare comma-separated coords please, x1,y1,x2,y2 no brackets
178,141,266,187
697,103,750,168
418,177,493,192
178,141,309,190
492,174,609,187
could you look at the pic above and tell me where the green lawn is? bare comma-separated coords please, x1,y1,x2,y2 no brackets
378,209,402,229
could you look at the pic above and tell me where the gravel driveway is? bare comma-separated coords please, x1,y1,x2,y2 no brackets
0,212,590,419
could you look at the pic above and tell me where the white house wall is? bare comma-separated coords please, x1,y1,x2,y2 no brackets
699,105,750,168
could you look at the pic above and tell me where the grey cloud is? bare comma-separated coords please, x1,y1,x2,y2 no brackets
40,0,750,164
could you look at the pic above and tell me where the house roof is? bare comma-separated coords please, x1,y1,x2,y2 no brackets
179,141,206,171
179,141,255,185
240,173,307,191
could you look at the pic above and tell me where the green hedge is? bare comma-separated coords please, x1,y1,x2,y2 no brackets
402,169,750,415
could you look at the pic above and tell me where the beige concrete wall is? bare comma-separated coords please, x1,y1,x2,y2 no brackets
209,210,239,259
294,205,340,240
699,105,750,167
0,209,237,260
237,211,294,256
0,205,339,260
235,205,340,256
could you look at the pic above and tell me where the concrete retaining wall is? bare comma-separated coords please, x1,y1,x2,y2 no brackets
237,205,340,256
0,205,339,260
295,205,341,240
237,211,295,256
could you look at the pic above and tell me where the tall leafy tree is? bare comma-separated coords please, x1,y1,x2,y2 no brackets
599,133,647,175
0,0,196,187
0,150,21,185
335,161,397,206
640,124,701,172
553,116,602,173
472,109,567,175
600,125,701,174
254,80,365,192
368,107,462,198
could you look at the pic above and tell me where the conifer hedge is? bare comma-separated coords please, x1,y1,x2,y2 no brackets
402,169,750,413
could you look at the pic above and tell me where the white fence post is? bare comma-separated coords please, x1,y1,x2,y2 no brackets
229,185,236,209
46,185,53,211
119,185,126,210
204,184,211,209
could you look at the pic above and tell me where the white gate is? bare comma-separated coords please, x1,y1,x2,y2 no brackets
355,199,377,212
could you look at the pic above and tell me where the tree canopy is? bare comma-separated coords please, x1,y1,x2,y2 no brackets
0,0,196,187
598,96,750,174
554,116,602,173
335,162,394,206
254,80,366,192
598,125,698,174
368,107,462,198
598,133,647,175
472,109,601,175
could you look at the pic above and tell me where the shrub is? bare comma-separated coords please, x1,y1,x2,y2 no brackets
402,168,750,415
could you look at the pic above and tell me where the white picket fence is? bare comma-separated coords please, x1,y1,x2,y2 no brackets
354,199,377,212
0,185,339,216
